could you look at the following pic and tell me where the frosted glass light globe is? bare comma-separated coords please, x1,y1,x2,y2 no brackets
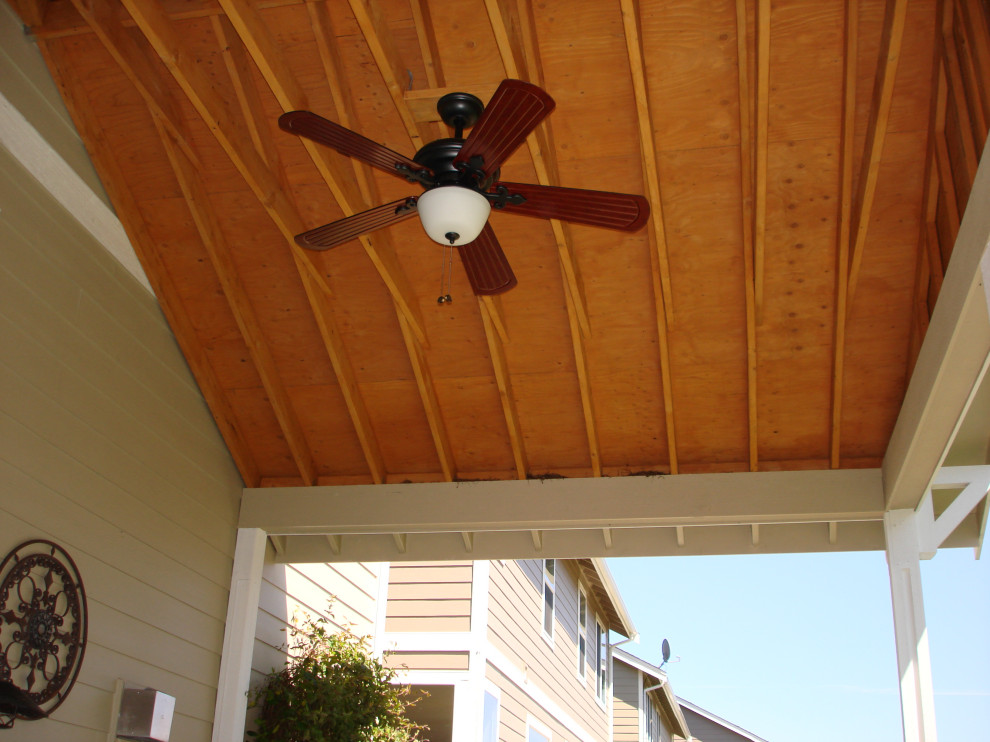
416,186,492,246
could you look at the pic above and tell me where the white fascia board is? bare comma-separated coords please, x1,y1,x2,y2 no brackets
590,557,637,640
883,136,990,511
241,468,884,535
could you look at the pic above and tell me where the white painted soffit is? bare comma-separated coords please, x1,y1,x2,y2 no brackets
590,556,637,639
0,88,153,293
883,137,990,511
613,648,690,739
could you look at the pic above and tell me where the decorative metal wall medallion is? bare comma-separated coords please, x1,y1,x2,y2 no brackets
0,540,87,727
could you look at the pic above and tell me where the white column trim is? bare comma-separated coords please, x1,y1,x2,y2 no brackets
884,511,938,742
372,562,390,656
212,528,266,742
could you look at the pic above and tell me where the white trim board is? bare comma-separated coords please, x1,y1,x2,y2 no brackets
0,88,152,293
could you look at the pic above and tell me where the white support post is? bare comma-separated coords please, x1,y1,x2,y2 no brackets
884,510,938,742
212,528,267,742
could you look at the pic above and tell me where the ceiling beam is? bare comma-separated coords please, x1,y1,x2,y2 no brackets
484,0,592,340
734,0,759,472
847,0,909,305
480,298,528,479
116,0,388,482
754,0,770,324
883,137,990,510
484,0,603,474
347,0,427,150
830,0,859,469
619,0,679,474
241,468,885,535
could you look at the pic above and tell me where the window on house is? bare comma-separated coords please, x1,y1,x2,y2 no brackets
595,619,607,701
482,690,499,742
542,558,555,639
577,587,588,679
528,721,551,742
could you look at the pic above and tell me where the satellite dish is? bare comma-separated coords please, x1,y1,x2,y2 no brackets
661,638,671,667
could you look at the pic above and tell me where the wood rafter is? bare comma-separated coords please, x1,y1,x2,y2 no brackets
347,0,427,150
34,38,261,487
484,0,604,475
847,0,909,305
754,0,770,324
480,299,528,479
484,0,592,340
111,0,388,482
217,0,428,347
155,114,317,484
218,0,456,480
734,0,759,472
830,0,858,469
619,0,679,474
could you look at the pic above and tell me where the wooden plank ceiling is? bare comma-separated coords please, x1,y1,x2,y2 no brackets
14,0,989,487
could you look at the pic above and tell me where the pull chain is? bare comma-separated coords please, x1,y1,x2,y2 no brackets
437,241,454,304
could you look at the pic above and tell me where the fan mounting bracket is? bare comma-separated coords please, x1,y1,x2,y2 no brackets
436,92,484,138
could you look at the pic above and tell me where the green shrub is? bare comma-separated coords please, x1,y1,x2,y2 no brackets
248,612,425,741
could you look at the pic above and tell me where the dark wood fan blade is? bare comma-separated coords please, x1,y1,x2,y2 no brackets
279,111,426,179
495,181,650,231
295,198,418,250
457,223,517,295
453,80,555,179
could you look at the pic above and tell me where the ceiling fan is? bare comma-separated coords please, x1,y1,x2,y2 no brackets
278,79,649,296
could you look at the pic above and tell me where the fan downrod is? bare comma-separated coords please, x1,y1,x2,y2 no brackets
436,92,484,138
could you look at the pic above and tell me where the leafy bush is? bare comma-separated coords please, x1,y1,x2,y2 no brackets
248,611,425,741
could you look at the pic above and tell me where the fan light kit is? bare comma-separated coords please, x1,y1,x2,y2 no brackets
279,79,650,296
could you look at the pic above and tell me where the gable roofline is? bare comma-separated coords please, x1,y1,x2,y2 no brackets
613,647,690,739
677,697,769,742
572,557,637,638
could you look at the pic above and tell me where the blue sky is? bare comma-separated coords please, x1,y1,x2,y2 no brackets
607,547,990,742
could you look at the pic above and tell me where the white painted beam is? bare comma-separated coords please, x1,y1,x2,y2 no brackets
883,138,990,511
212,528,266,742
241,469,884,535
884,510,938,742
268,520,890,563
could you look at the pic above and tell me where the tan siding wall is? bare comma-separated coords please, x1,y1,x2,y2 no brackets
487,559,610,741
487,662,593,742
385,561,473,632
385,651,470,671
251,559,381,683
0,139,241,742
613,663,641,741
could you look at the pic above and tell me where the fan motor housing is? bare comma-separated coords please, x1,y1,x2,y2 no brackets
413,138,499,192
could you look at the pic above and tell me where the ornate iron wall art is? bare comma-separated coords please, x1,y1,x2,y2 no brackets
0,540,87,728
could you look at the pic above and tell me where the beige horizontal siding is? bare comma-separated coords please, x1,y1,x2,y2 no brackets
385,651,471,671
0,106,240,742
487,560,610,741
613,662,640,741
386,561,473,632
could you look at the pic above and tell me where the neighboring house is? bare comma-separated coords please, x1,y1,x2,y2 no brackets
612,648,691,742
376,558,635,742
676,699,768,742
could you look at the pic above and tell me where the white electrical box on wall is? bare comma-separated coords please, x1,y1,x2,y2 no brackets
113,683,175,742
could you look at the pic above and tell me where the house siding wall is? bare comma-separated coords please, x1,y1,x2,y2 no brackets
0,139,242,742
251,559,381,684
386,561,473,632
613,662,641,741
487,560,610,741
